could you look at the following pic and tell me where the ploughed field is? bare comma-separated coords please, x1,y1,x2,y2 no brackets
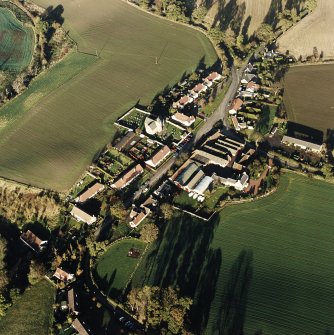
0,8,34,72
284,64,334,135
133,174,334,335
0,0,217,191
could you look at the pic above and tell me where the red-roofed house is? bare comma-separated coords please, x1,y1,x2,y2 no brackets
111,164,144,189
172,112,195,127
229,98,244,115
75,182,105,203
145,145,171,168
173,95,193,109
246,81,260,93
20,230,48,252
204,72,222,87
53,268,74,282
190,83,207,98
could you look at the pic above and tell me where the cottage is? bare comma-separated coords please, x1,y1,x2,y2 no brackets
145,116,163,135
75,182,105,203
145,145,171,168
20,230,48,252
129,206,150,228
53,268,74,282
68,288,79,315
241,73,257,84
229,98,244,115
72,318,90,335
174,95,193,109
70,206,97,225
171,112,195,127
220,171,249,191
190,83,207,98
111,164,144,189
281,135,323,153
204,71,222,86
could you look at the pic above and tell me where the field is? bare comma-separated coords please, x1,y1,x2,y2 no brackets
132,173,334,334
284,64,334,135
94,239,146,299
0,0,217,191
278,0,334,60
0,279,56,335
0,8,34,72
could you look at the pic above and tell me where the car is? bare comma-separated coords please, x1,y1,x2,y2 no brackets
119,317,126,323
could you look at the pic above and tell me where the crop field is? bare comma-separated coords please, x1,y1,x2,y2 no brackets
284,64,334,135
0,0,217,191
94,239,146,299
132,174,334,334
0,279,56,335
278,0,334,60
0,8,34,72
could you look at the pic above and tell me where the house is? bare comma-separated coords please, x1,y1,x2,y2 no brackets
231,116,241,131
20,230,48,252
172,112,196,127
281,135,323,153
53,268,74,282
229,98,244,115
246,81,260,93
72,318,90,335
174,95,193,109
241,73,257,84
68,288,79,315
70,206,97,225
190,83,207,98
219,171,249,191
244,63,255,73
114,131,137,151
75,182,105,203
129,206,150,228
111,164,144,189
145,116,163,135
145,145,171,168
204,71,222,86
192,176,213,196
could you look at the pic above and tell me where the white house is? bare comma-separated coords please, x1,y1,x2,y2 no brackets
70,206,97,225
220,172,249,191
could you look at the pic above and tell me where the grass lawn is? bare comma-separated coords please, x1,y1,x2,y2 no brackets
0,0,217,191
0,279,56,335
132,173,334,335
0,8,34,72
284,64,334,135
174,190,198,208
203,187,228,209
94,239,146,299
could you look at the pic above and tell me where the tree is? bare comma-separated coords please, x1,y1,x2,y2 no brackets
191,6,207,24
140,223,159,243
0,236,8,291
28,260,47,285
254,24,275,43
160,203,174,220
110,196,128,224
127,286,192,333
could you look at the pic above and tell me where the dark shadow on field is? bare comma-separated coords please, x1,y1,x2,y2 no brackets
264,0,283,27
287,121,324,144
216,249,253,335
130,213,221,333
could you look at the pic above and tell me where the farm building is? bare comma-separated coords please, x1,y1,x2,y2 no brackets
192,176,213,196
173,161,202,189
75,182,105,203
53,268,74,282
172,112,196,126
111,164,144,189
281,135,323,153
20,230,48,252
70,206,97,225
145,145,171,168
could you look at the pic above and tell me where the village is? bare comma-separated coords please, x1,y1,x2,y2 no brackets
18,48,330,335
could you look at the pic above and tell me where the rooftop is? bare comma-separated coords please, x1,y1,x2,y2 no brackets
76,182,104,203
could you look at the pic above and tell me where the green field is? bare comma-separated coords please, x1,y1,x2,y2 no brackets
284,64,334,135
0,0,217,191
94,239,146,299
133,173,334,334
0,279,55,335
0,8,34,72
